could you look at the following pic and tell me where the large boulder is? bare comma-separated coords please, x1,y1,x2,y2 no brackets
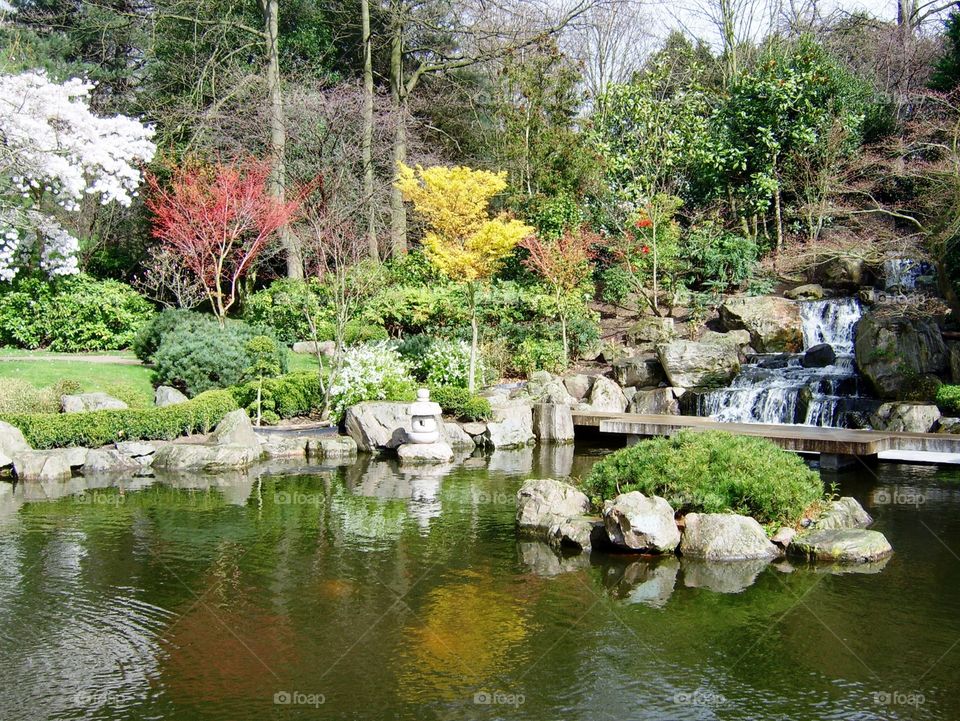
869,403,941,433
603,492,680,553
483,398,535,448
0,420,31,468
821,256,866,288
82,449,140,475
210,409,262,451
611,355,666,389
784,284,825,300
719,296,803,353
562,374,595,401
154,385,188,408
548,515,606,552
12,451,72,481
307,435,358,459
344,401,442,452
855,313,948,399
397,441,454,464
679,513,779,561
443,422,476,451
152,444,260,471
61,392,128,414
627,388,681,415
789,529,892,563
699,330,751,353
627,317,675,345
814,497,872,530
516,478,590,535
533,404,574,442
523,371,577,406
584,376,628,412
656,340,740,388
802,343,836,368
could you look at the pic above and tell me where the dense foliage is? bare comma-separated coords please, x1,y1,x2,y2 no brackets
428,386,493,421
0,274,154,351
229,372,324,425
581,430,825,525
1,390,237,448
328,343,417,421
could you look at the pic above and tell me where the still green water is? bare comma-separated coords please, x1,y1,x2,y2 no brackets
0,444,959,721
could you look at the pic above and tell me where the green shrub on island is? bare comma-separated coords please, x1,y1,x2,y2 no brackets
229,371,324,424
133,308,209,362
429,386,493,421
1,390,237,449
151,318,287,397
936,385,960,414
581,430,824,526
0,274,154,352
0,378,81,414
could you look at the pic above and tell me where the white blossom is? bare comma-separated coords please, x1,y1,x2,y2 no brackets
0,70,156,280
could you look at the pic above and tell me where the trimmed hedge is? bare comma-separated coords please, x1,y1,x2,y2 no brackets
581,430,824,526
229,372,324,424
430,386,493,421
937,385,960,415
0,390,238,449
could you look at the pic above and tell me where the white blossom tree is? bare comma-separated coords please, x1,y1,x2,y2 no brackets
0,70,156,281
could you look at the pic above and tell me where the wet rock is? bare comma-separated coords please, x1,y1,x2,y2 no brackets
397,441,454,464
461,421,487,437
516,478,590,535
154,385,188,408
681,558,771,594
61,392,128,413
443,422,476,451
152,444,261,471
657,340,740,389
603,492,680,553
870,403,941,433
771,527,796,548
627,388,681,415
483,398,535,448
549,515,605,552
585,376,628,412
12,451,72,481
259,436,308,459
699,330,752,352
814,497,872,530
680,513,779,560
533,403,574,442
854,313,948,399
785,284,825,300
562,374,595,401
936,417,960,434
719,296,803,353
612,355,666,389
57,447,89,468
802,343,836,368
789,529,893,563
0,420,31,468
308,435,358,459
115,441,156,458
82,449,140,475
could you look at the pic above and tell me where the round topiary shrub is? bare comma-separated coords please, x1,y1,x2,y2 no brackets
133,308,210,362
152,318,288,397
582,430,825,526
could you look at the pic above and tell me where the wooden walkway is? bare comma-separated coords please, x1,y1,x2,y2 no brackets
571,411,960,462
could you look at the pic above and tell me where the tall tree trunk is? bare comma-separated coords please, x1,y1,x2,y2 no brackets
361,0,378,261
389,8,408,256
264,0,303,278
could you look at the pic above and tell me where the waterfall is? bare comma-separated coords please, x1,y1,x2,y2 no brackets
694,298,867,427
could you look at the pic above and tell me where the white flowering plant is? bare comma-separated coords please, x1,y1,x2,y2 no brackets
328,342,417,421
415,339,482,389
0,70,156,281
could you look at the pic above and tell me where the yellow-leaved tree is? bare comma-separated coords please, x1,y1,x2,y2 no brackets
396,163,533,392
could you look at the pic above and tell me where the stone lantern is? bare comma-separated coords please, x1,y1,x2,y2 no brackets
407,388,442,444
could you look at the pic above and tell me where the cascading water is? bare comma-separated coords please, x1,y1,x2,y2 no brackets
694,297,870,427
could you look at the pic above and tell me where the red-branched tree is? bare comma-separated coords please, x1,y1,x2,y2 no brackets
146,158,312,325
520,226,598,367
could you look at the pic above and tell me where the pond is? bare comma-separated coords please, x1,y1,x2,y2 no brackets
0,444,959,721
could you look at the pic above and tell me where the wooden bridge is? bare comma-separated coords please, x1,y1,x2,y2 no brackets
571,411,960,468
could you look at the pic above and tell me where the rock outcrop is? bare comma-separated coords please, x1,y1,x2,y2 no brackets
533,403,574,442
61,392,128,413
627,387,682,415
584,376,628,412
344,401,441,452
611,355,666,389
854,313,948,399
483,398,535,448
870,403,941,433
603,492,680,553
802,343,836,368
679,513,779,560
719,296,803,353
789,529,892,563
657,340,740,388
516,478,591,536
0,420,31,468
